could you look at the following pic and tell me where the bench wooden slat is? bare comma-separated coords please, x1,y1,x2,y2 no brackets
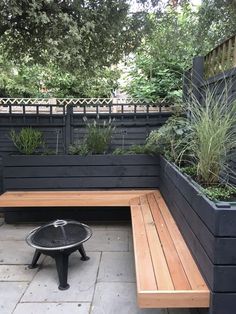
140,195,174,290
138,290,210,308
147,193,191,290
0,190,156,207
153,191,208,291
130,204,157,292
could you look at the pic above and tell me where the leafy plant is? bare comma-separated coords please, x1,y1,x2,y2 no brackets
10,128,43,155
201,185,236,202
112,144,153,155
146,115,192,164
69,142,90,156
181,165,198,178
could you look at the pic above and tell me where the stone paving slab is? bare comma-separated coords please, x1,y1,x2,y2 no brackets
13,302,91,314
0,224,40,241
0,282,28,314
91,282,168,314
22,252,100,302
0,240,43,264
128,230,134,251
98,252,135,283
0,265,37,281
84,229,129,252
88,222,131,231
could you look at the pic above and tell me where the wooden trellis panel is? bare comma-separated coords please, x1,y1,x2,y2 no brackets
204,35,236,79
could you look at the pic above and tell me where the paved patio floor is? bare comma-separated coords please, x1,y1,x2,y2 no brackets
0,219,204,314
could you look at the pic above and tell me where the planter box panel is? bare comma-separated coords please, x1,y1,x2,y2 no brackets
161,173,215,262
210,293,236,314
161,181,236,292
162,169,236,265
4,176,159,190
161,158,217,234
4,165,159,178
3,155,160,167
161,157,236,237
3,155,160,191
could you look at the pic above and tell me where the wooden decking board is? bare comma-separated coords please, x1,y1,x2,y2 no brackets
153,191,208,291
147,193,191,291
0,189,210,308
0,190,156,207
130,204,157,291
139,195,174,290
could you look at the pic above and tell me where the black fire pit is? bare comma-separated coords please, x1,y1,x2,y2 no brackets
26,219,92,290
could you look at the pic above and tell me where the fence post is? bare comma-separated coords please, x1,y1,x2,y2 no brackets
191,56,204,104
182,69,191,102
65,104,73,153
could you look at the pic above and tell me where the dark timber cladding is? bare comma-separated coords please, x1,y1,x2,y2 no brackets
2,155,160,190
160,157,236,314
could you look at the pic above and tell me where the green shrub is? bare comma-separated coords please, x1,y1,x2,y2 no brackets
70,117,115,155
69,142,90,156
146,115,192,164
10,128,43,155
84,118,115,155
201,185,236,202
113,144,154,155
181,165,198,178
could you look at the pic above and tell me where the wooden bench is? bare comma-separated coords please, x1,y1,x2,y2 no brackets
0,189,210,309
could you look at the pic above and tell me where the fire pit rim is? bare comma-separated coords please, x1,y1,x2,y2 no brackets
26,220,92,251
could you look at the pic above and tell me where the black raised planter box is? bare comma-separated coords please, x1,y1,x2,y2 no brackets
2,154,160,190
160,157,236,314
1,154,160,222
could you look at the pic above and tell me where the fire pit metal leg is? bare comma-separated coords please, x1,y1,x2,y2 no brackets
78,244,90,261
55,253,70,290
28,249,41,269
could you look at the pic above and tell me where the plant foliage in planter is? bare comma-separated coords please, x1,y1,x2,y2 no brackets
69,117,115,155
146,86,236,202
112,144,154,155
10,127,44,155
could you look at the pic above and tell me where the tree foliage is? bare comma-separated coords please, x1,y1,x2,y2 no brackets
126,1,236,101
0,53,120,98
0,0,148,71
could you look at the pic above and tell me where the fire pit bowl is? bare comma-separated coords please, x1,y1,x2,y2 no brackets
26,219,92,290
